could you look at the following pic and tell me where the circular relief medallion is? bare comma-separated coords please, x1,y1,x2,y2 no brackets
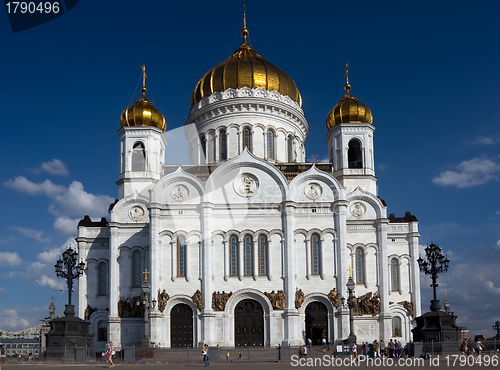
234,173,259,198
171,184,189,202
305,183,322,200
129,206,145,221
350,202,366,217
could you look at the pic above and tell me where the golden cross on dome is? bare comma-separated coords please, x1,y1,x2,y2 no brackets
344,62,351,94
241,4,249,44
142,65,147,88
347,266,353,278
143,268,150,281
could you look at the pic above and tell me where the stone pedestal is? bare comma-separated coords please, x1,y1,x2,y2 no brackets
45,305,94,347
411,309,462,342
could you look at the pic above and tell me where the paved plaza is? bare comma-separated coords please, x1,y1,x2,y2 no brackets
1,356,499,370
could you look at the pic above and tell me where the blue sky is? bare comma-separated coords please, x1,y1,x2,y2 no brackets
1,0,500,338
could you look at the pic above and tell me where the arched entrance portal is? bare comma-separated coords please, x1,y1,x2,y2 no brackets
234,299,264,346
305,302,328,345
170,303,193,347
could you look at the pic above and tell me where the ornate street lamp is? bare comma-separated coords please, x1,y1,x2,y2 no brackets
340,267,357,345
136,269,156,348
54,246,85,316
417,242,449,311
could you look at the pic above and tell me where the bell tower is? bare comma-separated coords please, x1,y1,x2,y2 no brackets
325,64,376,194
117,66,167,199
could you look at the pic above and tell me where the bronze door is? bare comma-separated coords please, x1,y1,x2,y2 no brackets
305,302,328,345
234,299,264,346
170,304,193,347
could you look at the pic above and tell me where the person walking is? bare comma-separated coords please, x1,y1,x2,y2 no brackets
460,339,468,355
474,338,484,359
380,340,386,357
202,344,210,366
106,341,115,368
351,342,358,361
373,339,380,358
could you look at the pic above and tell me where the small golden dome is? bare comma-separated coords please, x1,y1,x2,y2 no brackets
120,66,166,132
326,69,373,129
190,27,302,108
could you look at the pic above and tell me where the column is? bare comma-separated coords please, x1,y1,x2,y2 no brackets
282,201,300,345
108,224,121,346
253,239,258,279
305,238,311,279
149,206,162,345
223,238,228,281
200,202,215,345
238,240,243,280
76,239,89,319
334,200,349,341
408,221,421,317
170,240,176,282
376,219,391,341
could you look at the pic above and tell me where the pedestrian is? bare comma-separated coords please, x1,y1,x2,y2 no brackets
299,346,304,359
303,345,308,358
388,339,395,358
226,350,230,361
460,339,467,355
202,344,210,366
474,338,484,359
322,338,327,352
238,351,242,360
380,340,385,357
351,342,358,361
106,341,115,368
307,338,312,348
373,339,380,358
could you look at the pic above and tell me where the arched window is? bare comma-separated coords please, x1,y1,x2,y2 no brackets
392,317,402,337
132,250,142,287
229,235,238,277
243,235,253,276
258,235,268,276
356,248,365,284
243,127,252,152
97,320,108,342
287,135,294,162
391,258,400,291
200,135,206,162
219,130,227,160
177,236,186,277
132,142,146,171
348,139,363,168
98,262,107,296
267,130,275,160
311,233,320,275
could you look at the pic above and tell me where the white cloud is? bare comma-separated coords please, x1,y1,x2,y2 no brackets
0,287,7,293
36,274,65,291
0,252,22,266
49,181,114,217
4,176,65,196
485,281,500,295
496,240,500,250
10,226,50,243
40,159,69,176
432,158,499,188
54,216,80,236
0,309,30,330
471,136,496,145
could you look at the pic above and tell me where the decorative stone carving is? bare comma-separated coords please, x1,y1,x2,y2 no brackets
212,291,232,311
192,290,203,311
234,173,258,197
353,292,381,316
295,289,305,309
399,301,414,317
118,296,143,318
350,202,365,217
265,290,286,310
171,185,189,202
328,288,340,308
157,289,169,313
129,206,145,221
84,305,98,320
305,183,322,200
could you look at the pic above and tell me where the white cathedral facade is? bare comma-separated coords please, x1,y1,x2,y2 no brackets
77,26,421,348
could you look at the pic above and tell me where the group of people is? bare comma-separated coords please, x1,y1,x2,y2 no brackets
461,338,486,358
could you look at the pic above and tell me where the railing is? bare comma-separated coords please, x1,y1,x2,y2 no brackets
415,340,500,357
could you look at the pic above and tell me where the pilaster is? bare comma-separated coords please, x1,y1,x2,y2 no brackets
108,225,121,346
376,219,391,341
200,202,215,345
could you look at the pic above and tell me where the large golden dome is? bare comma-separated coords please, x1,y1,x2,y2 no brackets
120,86,166,132
326,66,373,129
190,27,302,108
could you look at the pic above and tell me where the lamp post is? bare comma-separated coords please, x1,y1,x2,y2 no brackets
340,267,357,345
54,246,86,316
417,242,449,311
138,269,156,348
